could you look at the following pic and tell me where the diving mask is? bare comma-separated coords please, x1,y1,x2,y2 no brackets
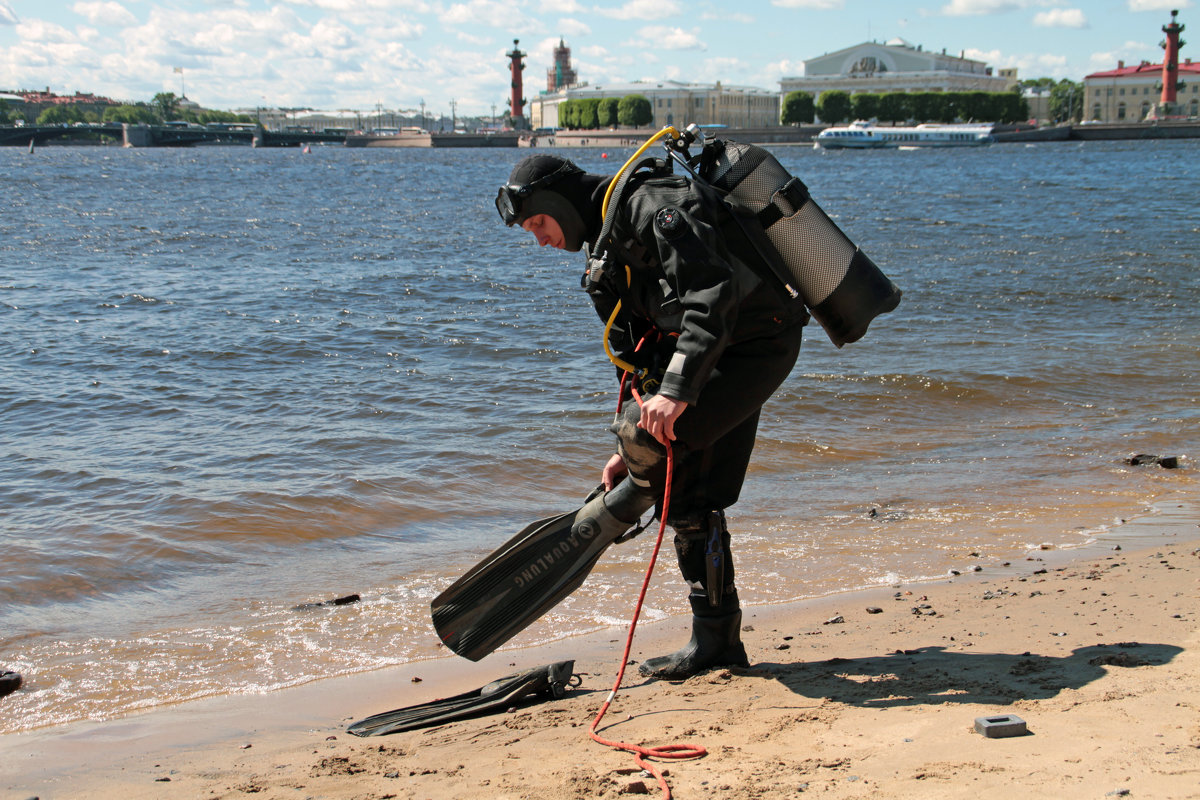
495,160,582,226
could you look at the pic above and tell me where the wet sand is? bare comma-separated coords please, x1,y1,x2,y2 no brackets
3,502,1198,800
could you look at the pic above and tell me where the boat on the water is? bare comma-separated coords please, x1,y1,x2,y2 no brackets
816,120,994,149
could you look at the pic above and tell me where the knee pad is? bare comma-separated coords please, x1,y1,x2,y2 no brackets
609,401,668,490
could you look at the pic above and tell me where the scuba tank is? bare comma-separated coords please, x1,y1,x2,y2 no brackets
669,124,900,348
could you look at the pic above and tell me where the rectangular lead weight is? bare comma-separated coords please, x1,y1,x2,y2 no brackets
974,715,1028,738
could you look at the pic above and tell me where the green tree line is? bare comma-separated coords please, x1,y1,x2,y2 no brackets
556,95,653,129
4,92,254,127
783,89,1030,125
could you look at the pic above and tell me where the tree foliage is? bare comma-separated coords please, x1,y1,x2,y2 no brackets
877,93,909,124
617,94,652,127
103,104,161,124
1048,79,1083,123
597,97,619,127
152,92,180,120
36,105,93,125
557,95,651,129
780,91,814,124
577,98,600,129
850,93,879,121
815,90,851,124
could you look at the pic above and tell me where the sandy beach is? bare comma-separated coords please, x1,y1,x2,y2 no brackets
3,501,1198,800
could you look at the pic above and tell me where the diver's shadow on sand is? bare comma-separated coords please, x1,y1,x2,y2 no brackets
751,642,1182,707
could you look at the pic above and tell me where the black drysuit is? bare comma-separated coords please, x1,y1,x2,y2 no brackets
584,168,808,524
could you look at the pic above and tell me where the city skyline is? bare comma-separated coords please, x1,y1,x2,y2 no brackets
0,0,1191,116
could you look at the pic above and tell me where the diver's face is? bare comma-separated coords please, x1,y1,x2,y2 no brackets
521,214,566,249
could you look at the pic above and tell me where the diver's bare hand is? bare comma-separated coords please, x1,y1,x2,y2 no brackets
638,394,687,446
602,453,627,492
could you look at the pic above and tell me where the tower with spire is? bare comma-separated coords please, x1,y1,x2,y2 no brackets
547,38,578,92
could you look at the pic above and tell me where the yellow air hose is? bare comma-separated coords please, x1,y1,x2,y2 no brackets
599,126,680,376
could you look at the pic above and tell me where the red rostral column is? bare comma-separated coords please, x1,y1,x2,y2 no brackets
506,38,527,128
1160,9,1185,106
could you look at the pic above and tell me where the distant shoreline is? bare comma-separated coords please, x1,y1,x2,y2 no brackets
9,120,1199,149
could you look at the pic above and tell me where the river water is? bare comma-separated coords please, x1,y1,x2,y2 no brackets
1,138,1197,733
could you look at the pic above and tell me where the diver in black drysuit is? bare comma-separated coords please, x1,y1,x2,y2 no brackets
497,154,807,680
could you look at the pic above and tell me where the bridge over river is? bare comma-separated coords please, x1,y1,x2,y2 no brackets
0,123,346,148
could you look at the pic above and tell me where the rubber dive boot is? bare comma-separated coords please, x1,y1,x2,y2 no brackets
637,595,749,680
639,513,749,680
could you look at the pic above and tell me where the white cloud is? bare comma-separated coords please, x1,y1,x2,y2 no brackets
441,0,535,27
543,0,586,12
701,10,754,23
693,55,752,83
455,30,491,45
1089,40,1156,71
16,19,79,44
556,18,591,37
771,0,843,8
1033,8,1088,27
72,1,137,26
963,47,1005,65
1127,0,1192,10
765,58,807,79
940,0,1022,15
0,1,16,25
597,0,684,21
631,25,705,51
284,0,433,10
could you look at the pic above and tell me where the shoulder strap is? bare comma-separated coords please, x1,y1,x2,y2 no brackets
586,156,669,284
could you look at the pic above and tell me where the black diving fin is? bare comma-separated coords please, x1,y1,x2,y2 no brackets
431,478,656,662
346,659,577,736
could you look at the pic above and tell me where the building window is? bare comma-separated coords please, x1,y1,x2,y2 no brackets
1119,88,1125,95
1107,88,1113,96
1117,103,1126,120
1141,102,1150,118
1092,104,1102,120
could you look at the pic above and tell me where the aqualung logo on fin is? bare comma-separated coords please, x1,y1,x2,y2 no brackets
513,520,599,589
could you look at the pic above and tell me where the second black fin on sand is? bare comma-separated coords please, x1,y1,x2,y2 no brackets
346,660,577,737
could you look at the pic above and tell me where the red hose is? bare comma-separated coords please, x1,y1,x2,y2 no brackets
588,387,706,799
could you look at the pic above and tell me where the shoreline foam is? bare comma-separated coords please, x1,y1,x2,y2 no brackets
3,498,1197,798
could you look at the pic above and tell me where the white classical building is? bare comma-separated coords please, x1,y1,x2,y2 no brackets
780,38,1012,105
530,80,780,130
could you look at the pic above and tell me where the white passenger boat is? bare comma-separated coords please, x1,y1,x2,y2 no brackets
816,120,994,149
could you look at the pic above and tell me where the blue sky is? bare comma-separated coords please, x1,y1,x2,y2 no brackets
0,0,1191,115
